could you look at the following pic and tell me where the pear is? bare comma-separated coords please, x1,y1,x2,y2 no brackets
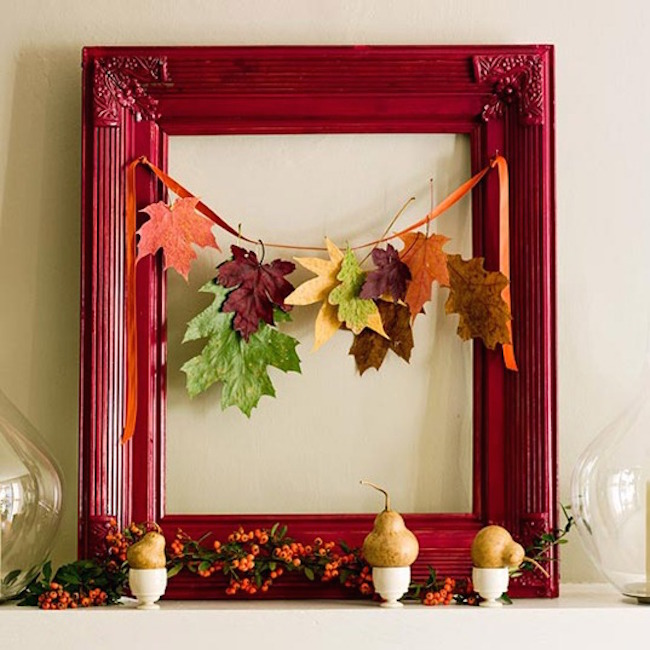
361,481,419,568
470,525,525,569
127,531,167,569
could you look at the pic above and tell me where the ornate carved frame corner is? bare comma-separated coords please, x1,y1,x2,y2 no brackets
79,45,557,599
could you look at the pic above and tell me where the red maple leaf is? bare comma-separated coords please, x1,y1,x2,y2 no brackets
217,245,296,340
136,197,218,280
359,244,412,302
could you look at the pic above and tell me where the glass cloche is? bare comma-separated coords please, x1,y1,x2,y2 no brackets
572,369,650,602
0,388,63,600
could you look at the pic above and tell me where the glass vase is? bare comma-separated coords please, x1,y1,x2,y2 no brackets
571,369,650,602
0,388,63,601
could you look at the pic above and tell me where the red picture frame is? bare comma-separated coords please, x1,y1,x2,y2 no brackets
79,45,557,598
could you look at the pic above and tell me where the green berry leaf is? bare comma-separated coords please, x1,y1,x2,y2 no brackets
167,564,184,579
182,282,301,416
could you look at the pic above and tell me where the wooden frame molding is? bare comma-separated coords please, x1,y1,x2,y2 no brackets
79,45,557,599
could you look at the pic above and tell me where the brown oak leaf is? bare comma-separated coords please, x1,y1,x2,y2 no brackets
217,245,296,340
136,196,218,280
399,232,450,320
445,254,512,350
349,301,414,375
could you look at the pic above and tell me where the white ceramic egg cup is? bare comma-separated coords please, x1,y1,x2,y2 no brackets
372,566,411,608
472,567,510,607
129,568,168,610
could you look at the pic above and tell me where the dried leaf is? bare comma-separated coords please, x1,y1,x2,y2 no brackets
285,238,345,350
182,282,301,416
445,254,512,349
349,301,414,374
328,248,387,337
216,245,296,341
136,197,218,280
359,244,412,302
399,232,450,319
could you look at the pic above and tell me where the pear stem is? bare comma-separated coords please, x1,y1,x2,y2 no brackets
360,480,391,511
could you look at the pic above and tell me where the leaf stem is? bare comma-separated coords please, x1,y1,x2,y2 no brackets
361,196,415,265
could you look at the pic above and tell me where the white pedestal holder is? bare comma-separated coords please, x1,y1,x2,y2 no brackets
372,566,411,608
128,568,168,610
472,567,510,607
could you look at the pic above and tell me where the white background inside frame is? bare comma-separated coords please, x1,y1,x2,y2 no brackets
165,133,473,515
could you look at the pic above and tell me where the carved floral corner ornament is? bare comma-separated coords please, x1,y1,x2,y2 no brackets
473,54,545,126
93,56,170,127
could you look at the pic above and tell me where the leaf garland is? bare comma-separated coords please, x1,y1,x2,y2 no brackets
132,181,517,421
182,282,301,416
285,238,345,350
216,245,296,340
136,196,219,280
349,301,414,374
328,248,388,337
444,254,512,350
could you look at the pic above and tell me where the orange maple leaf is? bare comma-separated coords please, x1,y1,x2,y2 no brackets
399,232,450,319
136,196,219,280
445,254,512,350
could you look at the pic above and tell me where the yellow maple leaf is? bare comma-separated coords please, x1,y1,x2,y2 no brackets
285,238,345,351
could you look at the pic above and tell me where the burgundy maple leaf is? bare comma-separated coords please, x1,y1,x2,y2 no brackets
216,245,296,340
359,244,412,302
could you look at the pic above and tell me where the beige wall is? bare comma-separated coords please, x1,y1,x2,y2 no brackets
165,134,474,516
1,0,649,583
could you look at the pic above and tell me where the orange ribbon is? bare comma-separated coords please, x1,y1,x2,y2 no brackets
123,159,139,444
122,155,517,443
492,155,518,372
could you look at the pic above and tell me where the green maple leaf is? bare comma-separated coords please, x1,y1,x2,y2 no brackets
182,282,301,416
328,248,387,337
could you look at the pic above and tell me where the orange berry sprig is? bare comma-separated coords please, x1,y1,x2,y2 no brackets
20,520,474,609
404,567,466,606
421,577,456,606
103,518,160,563
36,583,109,610
156,521,478,606
168,524,471,604
167,524,375,598
19,519,162,609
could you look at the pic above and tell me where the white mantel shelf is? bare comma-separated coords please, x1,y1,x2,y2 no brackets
3,584,649,650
